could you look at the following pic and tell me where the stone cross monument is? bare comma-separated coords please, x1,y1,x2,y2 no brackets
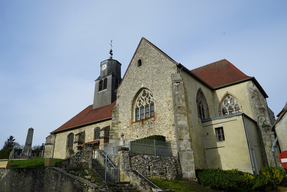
21,127,34,156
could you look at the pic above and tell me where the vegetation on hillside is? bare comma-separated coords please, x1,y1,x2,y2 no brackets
149,178,214,192
9,158,63,168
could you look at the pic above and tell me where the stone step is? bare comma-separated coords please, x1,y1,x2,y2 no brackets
95,168,115,182
107,182,140,192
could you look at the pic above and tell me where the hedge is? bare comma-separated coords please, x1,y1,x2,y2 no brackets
196,168,269,192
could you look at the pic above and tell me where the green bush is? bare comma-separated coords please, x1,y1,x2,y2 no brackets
261,166,285,184
197,168,269,192
0,148,12,159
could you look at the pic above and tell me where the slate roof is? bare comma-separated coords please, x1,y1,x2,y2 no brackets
52,101,116,133
191,59,251,88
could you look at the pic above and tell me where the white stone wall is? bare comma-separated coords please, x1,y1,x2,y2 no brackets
276,112,287,152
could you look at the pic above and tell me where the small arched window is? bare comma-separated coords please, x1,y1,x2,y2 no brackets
134,89,154,121
94,127,100,140
138,59,142,67
103,78,107,89
99,79,103,91
221,94,241,115
67,133,74,148
196,89,210,119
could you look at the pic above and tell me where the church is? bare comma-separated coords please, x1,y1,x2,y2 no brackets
44,37,280,179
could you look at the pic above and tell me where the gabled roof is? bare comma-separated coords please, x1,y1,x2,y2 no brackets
191,59,251,88
272,102,287,130
52,101,116,133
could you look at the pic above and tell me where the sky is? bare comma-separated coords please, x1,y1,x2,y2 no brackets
0,0,286,147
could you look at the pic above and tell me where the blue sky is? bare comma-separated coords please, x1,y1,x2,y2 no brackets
0,0,286,147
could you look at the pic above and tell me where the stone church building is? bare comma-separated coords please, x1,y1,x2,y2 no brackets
44,37,280,179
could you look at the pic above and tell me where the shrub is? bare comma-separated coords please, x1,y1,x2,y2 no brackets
197,168,269,192
261,166,285,184
0,148,12,159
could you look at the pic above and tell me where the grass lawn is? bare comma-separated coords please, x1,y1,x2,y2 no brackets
149,178,214,192
9,158,63,168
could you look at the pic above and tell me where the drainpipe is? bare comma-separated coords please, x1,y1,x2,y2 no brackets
272,137,278,167
242,114,256,174
271,137,278,152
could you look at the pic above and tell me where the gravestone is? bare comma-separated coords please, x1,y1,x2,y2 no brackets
21,128,34,157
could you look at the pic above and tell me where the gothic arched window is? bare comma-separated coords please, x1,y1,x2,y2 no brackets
94,127,100,140
221,94,241,115
134,89,154,121
196,89,210,119
67,133,74,148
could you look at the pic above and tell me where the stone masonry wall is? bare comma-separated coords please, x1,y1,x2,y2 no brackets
44,134,55,158
118,148,161,192
58,143,94,169
131,155,182,180
0,167,111,192
115,39,178,148
52,120,111,159
247,82,281,167
171,74,196,179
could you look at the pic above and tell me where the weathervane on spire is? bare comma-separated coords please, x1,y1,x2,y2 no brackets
109,40,113,59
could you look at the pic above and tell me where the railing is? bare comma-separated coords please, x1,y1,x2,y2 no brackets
97,150,119,182
103,138,175,157
129,139,175,156
130,167,161,191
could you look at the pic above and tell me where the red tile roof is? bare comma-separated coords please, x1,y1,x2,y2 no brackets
191,59,251,88
77,140,100,146
52,101,116,133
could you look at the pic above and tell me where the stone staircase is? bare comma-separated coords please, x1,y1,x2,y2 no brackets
107,182,140,192
93,159,114,182
93,159,140,192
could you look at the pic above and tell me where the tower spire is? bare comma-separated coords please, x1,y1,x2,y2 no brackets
109,40,113,59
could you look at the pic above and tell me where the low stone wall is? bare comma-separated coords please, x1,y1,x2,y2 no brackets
0,167,111,192
131,155,182,180
58,143,93,169
118,148,162,192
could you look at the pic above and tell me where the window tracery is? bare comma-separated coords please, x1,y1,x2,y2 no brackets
134,89,154,121
221,95,241,115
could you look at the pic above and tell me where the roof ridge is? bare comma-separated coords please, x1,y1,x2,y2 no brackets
118,37,178,91
191,59,251,78
191,59,228,71
142,37,178,64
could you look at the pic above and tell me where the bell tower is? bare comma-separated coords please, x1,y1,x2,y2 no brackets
93,44,121,109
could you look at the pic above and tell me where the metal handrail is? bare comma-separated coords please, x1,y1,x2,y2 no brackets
99,150,117,169
130,167,161,190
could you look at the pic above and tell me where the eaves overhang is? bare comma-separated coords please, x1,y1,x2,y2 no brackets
202,112,257,124
176,63,214,90
213,77,268,98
